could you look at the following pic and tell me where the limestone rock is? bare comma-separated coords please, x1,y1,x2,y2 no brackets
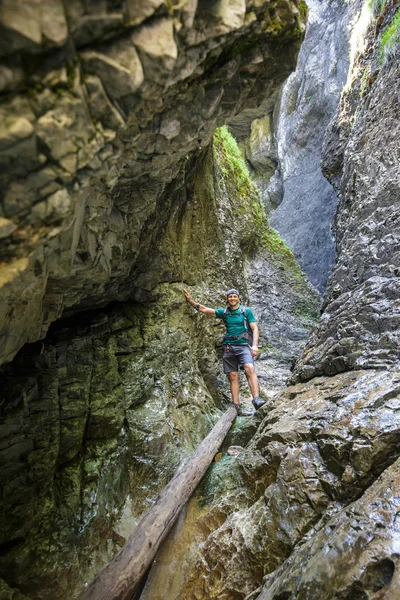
71,14,124,47
0,0,68,57
227,445,244,456
85,76,126,129
0,1,42,55
81,47,144,101
123,0,165,28
141,369,400,599
241,0,355,292
212,0,247,33
0,217,16,239
292,13,400,381
131,18,178,70
0,0,304,366
0,117,34,150
0,128,317,599
259,457,400,599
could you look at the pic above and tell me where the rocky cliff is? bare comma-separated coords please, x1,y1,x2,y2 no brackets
138,2,400,599
1,1,400,599
292,0,400,382
239,0,354,292
0,0,304,367
0,124,318,598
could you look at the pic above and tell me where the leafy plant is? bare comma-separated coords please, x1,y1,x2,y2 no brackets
379,9,400,63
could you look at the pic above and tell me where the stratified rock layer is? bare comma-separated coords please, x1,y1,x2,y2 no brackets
0,0,304,366
0,130,318,599
292,4,400,382
239,0,353,292
140,368,400,599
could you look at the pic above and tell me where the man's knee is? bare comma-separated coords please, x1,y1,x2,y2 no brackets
227,371,239,382
244,363,255,376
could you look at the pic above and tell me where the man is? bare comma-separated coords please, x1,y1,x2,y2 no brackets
184,288,265,415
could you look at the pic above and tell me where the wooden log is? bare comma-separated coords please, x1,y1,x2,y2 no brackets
79,405,237,600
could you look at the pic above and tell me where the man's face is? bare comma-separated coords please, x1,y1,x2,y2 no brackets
227,293,240,307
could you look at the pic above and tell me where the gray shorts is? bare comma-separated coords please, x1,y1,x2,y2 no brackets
223,344,254,373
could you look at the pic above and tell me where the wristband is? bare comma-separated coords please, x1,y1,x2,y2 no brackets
195,303,200,311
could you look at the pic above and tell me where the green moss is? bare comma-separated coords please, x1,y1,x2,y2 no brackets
27,81,44,97
299,0,308,24
213,126,320,327
379,8,400,63
213,125,253,196
213,126,308,277
66,57,79,88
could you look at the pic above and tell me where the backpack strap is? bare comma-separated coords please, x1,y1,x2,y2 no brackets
241,305,249,331
223,305,248,326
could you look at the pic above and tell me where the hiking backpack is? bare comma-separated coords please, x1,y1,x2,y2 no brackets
222,305,254,346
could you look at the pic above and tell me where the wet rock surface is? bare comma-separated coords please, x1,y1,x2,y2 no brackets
292,5,400,382
240,0,354,292
0,131,317,599
0,0,304,366
1,2,400,599
141,368,400,600
269,0,353,292
259,456,400,600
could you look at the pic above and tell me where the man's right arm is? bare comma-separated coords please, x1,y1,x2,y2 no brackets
183,288,216,316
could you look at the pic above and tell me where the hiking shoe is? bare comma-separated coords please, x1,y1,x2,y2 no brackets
234,404,254,417
252,396,266,410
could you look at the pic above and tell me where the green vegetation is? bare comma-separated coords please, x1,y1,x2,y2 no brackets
213,126,306,277
379,8,400,63
214,125,254,198
359,67,371,98
66,56,79,88
299,0,308,24
213,125,320,328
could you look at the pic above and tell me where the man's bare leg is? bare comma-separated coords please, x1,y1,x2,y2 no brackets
227,372,240,405
244,364,260,398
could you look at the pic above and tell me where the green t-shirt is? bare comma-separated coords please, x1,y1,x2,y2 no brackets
215,305,256,345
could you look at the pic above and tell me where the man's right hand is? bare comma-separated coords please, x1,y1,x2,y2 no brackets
183,289,215,317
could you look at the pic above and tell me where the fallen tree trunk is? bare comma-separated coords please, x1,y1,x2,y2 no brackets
79,405,237,600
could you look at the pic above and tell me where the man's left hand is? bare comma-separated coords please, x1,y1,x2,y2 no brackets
251,346,259,357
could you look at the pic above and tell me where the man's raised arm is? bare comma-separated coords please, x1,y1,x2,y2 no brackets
183,289,216,317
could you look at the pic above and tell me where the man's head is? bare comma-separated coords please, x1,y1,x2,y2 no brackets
226,288,240,308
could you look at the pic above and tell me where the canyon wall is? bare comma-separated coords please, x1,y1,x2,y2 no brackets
239,0,354,292
1,1,400,599
0,127,318,599
0,0,304,366
139,2,400,599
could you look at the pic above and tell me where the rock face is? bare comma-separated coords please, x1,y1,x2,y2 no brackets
292,2,400,383
140,368,400,600
2,1,400,599
0,128,318,599
0,0,304,367
137,4,400,600
269,0,353,292
240,0,353,292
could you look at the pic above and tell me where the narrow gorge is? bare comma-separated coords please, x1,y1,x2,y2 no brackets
0,1,399,599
